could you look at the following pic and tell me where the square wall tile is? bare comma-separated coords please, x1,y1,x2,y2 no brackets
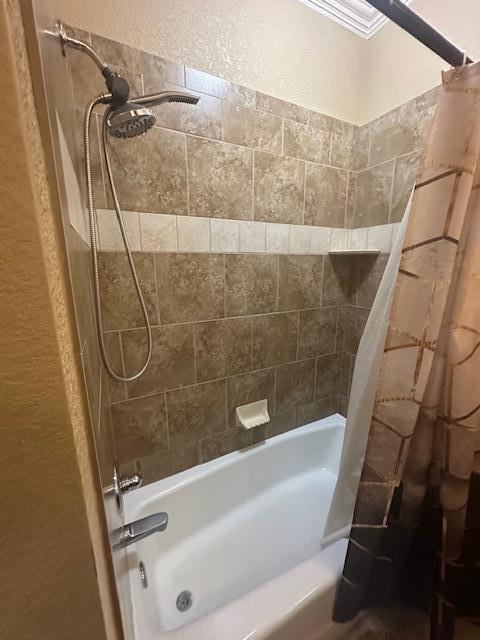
166,379,227,448
186,67,255,107
254,151,305,225
195,317,252,382
111,394,168,464
266,223,290,254
177,216,211,252
298,308,338,359
278,255,323,311
222,103,282,153
139,213,178,252
390,151,421,223
239,220,266,253
316,353,344,398
155,253,224,323
123,324,195,398
283,120,330,164
187,136,253,219
256,92,308,124
225,254,277,316
322,255,353,306
275,359,315,413
211,218,240,253
108,126,188,214
98,252,157,330
350,162,394,228
305,164,347,227
252,312,298,369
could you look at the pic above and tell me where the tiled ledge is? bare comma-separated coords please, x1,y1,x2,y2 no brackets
94,209,399,256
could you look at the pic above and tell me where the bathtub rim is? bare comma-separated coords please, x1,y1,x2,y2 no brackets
124,412,346,513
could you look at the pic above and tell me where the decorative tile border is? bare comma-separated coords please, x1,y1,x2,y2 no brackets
94,208,399,255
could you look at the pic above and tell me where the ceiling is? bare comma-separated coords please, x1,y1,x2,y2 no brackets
299,0,412,39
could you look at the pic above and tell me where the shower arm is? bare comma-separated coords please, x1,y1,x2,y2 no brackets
57,22,130,106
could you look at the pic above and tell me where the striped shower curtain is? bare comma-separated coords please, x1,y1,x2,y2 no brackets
334,62,480,639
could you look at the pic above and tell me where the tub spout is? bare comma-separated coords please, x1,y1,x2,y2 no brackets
115,512,169,549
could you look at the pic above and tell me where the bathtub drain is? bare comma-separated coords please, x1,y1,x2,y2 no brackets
176,590,193,612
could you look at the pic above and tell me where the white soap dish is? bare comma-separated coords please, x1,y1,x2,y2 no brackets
236,399,270,430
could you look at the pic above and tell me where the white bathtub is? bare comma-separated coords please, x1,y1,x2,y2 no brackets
123,413,354,640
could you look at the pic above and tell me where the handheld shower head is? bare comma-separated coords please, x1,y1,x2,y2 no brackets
106,103,156,139
107,91,200,139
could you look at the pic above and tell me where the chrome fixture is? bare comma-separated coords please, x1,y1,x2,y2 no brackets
139,561,148,588
53,22,199,382
105,463,143,515
115,512,169,549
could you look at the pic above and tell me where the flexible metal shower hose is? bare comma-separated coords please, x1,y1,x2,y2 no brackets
84,96,152,382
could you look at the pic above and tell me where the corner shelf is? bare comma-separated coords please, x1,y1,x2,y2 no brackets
328,250,380,256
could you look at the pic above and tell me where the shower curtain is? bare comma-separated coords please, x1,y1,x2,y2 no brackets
334,63,480,639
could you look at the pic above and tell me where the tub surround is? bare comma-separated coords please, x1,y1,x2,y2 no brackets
55,25,437,485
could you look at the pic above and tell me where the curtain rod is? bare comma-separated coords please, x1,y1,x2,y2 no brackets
365,0,473,67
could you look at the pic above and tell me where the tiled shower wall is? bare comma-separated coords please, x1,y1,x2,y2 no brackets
59,26,438,484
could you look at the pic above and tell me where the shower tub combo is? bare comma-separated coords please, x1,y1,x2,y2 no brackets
124,414,353,640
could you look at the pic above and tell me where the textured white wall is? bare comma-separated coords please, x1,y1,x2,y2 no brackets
358,0,480,123
49,0,365,123
48,0,480,124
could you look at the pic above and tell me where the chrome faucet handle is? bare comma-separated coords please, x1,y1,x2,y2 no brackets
105,462,143,516
115,512,169,549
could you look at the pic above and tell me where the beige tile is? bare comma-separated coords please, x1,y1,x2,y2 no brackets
305,164,347,227
96,209,141,251
298,308,338,359
322,255,352,306
308,111,348,135
227,368,275,427
239,220,266,253
177,216,211,252
256,92,308,124
194,317,252,382
91,33,184,85
369,100,432,166
151,85,223,140
266,223,290,254
289,224,311,254
390,151,421,222
349,162,394,228
108,126,188,214
111,394,168,464
355,254,388,308
296,397,334,426
343,307,370,354
225,254,277,316
188,136,253,219
330,228,349,251
352,124,370,171
283,120,330,164
210,218,240,253
278,255,323,311
275,359,315,413
103,331,127,403
349,228,368,251
123,324,195,397
330,125,355,169
129,443,200,484
186,67,255,107
254,151,305,224
316,353,344,398
252,312,298,369
366,225,393,252
222,103,282,153
139,213,178,252
98,251,157,330
200,429,253,463
166,380,227,448
310,227,332,255
155,253,224,323
265,410,297,438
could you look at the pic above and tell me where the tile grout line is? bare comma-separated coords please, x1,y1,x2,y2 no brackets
184,134,191,216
